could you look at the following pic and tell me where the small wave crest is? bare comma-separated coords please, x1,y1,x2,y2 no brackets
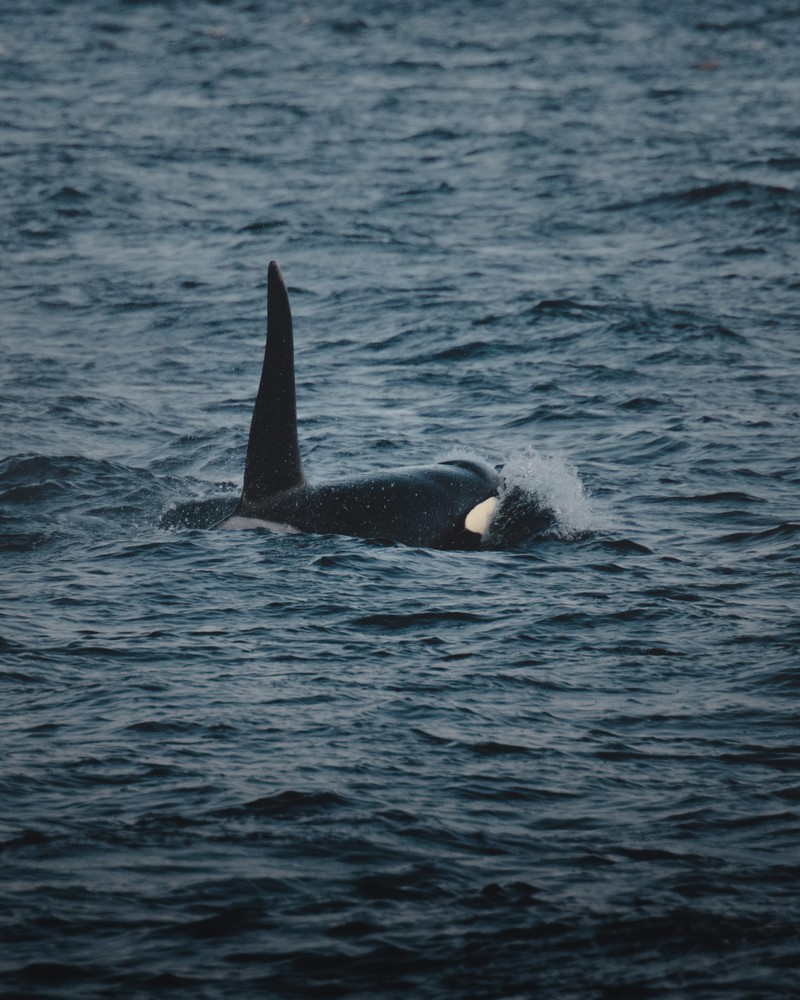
486,448,593,547
159,494,238,530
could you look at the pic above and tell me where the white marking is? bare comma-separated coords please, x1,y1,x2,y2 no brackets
464,496,498,536
216,516,300,533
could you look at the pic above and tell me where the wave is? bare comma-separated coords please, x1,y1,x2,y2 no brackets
602,179,795,214
0,453,198,551
159,494,238,530
715,521,800,547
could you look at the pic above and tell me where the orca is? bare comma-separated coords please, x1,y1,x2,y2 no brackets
216,262,501,549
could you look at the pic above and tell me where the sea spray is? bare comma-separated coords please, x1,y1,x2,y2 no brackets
485,447,593,547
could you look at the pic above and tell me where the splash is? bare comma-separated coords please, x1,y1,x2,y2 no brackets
485,447,593,547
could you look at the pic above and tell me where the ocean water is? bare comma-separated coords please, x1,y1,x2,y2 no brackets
2,1,799,997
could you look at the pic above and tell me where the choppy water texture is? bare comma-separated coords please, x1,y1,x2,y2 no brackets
2,1,800,997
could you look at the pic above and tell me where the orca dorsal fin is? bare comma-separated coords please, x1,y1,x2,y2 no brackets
240,261,305,503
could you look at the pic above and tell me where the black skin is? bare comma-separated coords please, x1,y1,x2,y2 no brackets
236,459,501,550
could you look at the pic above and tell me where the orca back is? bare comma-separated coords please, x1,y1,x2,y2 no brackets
251,460,500,549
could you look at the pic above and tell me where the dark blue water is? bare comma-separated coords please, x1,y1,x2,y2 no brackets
2,1,799,996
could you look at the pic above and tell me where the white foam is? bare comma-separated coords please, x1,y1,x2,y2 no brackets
501,446,593,538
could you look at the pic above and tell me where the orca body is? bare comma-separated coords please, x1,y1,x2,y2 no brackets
217,262,501,549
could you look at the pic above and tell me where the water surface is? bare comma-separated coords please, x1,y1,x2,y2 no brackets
2,1,799,996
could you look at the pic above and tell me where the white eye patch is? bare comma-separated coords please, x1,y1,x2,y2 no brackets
464,496,498,536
